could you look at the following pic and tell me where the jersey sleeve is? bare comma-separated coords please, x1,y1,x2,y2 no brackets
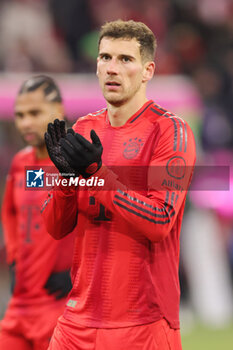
41,183,78,240
1,163,18,264
89,120,196,242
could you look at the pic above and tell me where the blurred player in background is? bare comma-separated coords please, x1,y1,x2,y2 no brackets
0,76,75,350
43,20,196,349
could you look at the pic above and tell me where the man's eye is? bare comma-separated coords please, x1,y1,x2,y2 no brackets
15,113,23,119
102,55,110,61
31,110,40,117
122,57,130,63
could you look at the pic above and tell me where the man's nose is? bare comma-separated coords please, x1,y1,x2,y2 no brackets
106,58,119,75
19,115,33,129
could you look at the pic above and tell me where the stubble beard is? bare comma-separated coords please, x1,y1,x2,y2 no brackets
105,94,127,107
104,82,142,107
22,133,45,149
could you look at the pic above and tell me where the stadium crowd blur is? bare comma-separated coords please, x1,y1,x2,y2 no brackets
0,0,233,329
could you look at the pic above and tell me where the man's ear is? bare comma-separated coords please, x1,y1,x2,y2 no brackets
142,61,155,83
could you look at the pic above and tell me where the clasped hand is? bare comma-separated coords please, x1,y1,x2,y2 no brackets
60,128,103,178
45,119,103,178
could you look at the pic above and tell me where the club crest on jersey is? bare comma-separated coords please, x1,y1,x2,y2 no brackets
123,138,143,159
26,168,44,187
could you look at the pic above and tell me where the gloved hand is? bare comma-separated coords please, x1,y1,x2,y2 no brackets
60,129,103,178
44,270,72,300
9,261,16,294
44,119,77,177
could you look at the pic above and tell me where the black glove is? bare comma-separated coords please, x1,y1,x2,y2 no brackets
60,129,103,178
9,261,16,294
44,270,72,300
44,119,77,177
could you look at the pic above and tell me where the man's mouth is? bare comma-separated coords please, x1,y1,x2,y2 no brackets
106,82,121,86
23,132,37,141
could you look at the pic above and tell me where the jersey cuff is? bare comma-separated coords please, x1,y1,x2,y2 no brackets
55,176,77,194
89,165,127,194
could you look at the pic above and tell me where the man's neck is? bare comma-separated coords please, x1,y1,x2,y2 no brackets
35,145,49,159
107,94,148,127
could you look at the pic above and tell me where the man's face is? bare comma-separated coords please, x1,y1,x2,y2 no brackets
97,37,148,106
15,89,62,148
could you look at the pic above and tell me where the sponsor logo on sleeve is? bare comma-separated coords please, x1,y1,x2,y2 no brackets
166,156,186,179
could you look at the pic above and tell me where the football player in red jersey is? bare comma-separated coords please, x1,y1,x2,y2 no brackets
43,20,196,350
0,76,75,350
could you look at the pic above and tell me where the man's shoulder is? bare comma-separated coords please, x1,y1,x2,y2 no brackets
7,146,34,176
148,102,193,133
15,146,33,159
12,146,34,165
73,108,107,130
149,102,196,160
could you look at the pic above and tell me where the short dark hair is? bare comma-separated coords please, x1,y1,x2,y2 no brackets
98,20,156,62
18,75,62,103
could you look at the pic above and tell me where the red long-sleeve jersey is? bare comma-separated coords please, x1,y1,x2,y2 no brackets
42,100,196,329
1,147,74,307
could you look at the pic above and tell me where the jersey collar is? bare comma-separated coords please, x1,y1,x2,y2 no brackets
105,100,154,128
